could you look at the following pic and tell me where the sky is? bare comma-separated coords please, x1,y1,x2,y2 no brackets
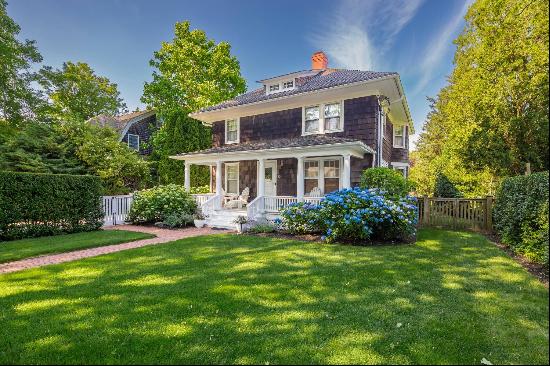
8,0,473,148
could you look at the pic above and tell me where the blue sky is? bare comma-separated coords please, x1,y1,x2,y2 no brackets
8,0,472,147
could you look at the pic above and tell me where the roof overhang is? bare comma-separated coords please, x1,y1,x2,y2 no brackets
170,141,375,165
189,75,413,133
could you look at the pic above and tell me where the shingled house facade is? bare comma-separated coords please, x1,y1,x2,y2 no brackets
172,52,413,227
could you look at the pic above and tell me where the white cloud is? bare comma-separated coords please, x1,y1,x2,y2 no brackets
310,0,424,70
412,0,473,95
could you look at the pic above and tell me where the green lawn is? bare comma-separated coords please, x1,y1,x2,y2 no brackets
0,229,547,364
0,230,155,263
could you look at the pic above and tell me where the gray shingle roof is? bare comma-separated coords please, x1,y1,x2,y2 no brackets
198,69,398,113
176,135,373,156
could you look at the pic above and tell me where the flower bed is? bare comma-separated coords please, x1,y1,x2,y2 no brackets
279,187,418,244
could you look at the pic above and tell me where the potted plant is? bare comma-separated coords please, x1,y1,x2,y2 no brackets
193,210,207,228
233,215,248,233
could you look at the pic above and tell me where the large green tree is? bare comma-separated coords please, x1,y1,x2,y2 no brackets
142,21,246,185
38,61,127,122
411,0,548,196
0,0,44,126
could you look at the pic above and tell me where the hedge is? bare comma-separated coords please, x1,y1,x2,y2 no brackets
0,171,103,240
493,171,549,266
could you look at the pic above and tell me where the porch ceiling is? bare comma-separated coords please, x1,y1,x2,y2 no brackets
170,136,374,164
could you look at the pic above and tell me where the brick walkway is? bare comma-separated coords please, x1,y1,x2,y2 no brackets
0,225,228,274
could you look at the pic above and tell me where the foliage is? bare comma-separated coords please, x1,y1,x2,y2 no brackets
247,222,277,234
0,230,153,264
38,61,127,122
0,171,103,240
1,230,548,364
127,184,197,224
410,0,548,196
434,172,462,198
142,21,246,185
280,188,418,243
159,212,194,228
493,171,549,265
189,185,210,194
0,0,45,125
360,167,412,199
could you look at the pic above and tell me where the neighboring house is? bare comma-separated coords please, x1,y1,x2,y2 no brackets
172,51,413,227
87,110,158,155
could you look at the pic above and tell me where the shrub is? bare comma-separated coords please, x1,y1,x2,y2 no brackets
159,212,194,228
189,185,210,194
0,171,103,240
360,167,412,199
280,188,418,243
493,171,549,266
434,172,462,198
247,222,277,234
127,184,197,224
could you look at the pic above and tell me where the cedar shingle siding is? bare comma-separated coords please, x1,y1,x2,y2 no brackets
121,114,157,155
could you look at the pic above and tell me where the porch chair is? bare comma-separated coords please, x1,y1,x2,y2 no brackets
224,187,250,209
309,186,322,197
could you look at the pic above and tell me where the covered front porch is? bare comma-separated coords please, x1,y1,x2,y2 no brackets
170,137,375,222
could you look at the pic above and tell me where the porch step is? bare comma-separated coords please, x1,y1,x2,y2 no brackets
206,209,247,229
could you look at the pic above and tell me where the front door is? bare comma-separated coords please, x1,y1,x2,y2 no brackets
263,161,277,196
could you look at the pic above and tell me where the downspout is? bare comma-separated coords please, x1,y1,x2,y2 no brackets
376,98,383,167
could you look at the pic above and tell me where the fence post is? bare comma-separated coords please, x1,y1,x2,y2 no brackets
423,196,430,226
453,198,459,229
485,196,493,232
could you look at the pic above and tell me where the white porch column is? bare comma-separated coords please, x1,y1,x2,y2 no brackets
343,154,351,188
215,161,222,194
258,158,265,197
296,156,304,201
184,161,191,191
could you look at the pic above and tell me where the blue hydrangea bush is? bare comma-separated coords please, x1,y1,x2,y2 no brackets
279,187,418,243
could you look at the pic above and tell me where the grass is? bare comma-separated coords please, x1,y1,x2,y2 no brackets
0,228,548,364
0,230,155,263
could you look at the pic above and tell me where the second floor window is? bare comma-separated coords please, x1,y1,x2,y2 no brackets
225,119,239,144
304,106,320,133
127,134,139,151
393,125,406,148
324,103,342,132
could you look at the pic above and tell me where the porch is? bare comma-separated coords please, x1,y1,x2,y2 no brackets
171,136,375,224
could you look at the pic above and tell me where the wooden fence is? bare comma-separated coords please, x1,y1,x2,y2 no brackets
417,196,493,232
102,195,133,226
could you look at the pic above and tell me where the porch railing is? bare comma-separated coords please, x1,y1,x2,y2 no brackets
192,193,215,206
246,195,325,219
200,194,222,217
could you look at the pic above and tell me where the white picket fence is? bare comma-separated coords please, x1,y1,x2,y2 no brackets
102,195,133,226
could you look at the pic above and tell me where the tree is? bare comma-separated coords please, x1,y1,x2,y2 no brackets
410,0,548,196
38,61,127,122
142,21,246,185
0,0,45,125
434,172,462,198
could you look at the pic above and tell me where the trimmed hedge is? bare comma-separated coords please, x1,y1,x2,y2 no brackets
493,171,549,266
360,167,412,199
0,171,103,240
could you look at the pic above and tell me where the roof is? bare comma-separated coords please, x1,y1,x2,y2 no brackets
87,110,155,134
174,135,375,157
197,69,398,113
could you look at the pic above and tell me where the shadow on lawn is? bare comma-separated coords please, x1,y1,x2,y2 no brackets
0,229,548,364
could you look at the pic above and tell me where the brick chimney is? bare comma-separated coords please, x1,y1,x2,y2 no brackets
311,51,328,70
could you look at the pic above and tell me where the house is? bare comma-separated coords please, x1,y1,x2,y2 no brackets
87,110,158,155
172,51,413,227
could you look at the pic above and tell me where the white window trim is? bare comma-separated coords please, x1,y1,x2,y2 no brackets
225,118,240,144
393,125,406,148
302,101,345,136
391,162,409,178
127,133,140,151
224,162,240,195
304,156,343,195
266,79,296,95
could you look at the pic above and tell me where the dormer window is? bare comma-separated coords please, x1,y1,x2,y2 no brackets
266,79,295,95
225,118,240,144
269,84,280,93
283,80,294,89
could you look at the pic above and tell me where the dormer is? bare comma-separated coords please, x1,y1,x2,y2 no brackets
261,51,329,96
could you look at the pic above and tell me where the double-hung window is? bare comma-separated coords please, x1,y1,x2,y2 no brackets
225,119,239,144
304,161,320,193
303,101,343,135
323,159,340,193
225,163,239,194
127,134,140,151
393,125,406,148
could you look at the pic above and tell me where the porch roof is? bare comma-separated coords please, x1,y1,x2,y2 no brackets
170,136,375,164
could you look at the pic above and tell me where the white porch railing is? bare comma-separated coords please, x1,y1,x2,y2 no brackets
200,194,222,217
192,193,215,206
102,195,133,226
246,195,325,219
